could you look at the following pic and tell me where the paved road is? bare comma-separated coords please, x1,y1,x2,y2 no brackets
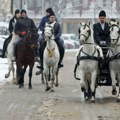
0,50,120,120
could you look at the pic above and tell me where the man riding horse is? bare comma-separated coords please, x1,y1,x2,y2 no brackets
0,9,20,58
38,11,65,70
14,9,38,55
38,8,58,37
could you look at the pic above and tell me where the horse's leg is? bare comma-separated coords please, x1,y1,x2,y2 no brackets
14,68,19,85
90,70,97,103
50,68,55,92
116,74,120,102
43,65,50,91
11,61,15,81
55,68,59,87
5,57,14,79
22,66,27,85
110,70,117,95
28,66,33,89
84,80,89,101
18,67,24,88
79,70,85,92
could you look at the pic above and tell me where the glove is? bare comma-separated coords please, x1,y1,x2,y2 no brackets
21,31,27,36
100,41,106,45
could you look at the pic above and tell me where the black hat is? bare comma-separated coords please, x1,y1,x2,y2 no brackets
20,9,27,14
99,10,106,17
49,11,55,17
46,8,53,13
15,9,20,15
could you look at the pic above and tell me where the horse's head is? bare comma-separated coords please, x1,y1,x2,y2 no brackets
109,19,120,45
44,22,55,41
79,22,91,44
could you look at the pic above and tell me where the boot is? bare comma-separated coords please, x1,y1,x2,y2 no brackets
58,61,63,68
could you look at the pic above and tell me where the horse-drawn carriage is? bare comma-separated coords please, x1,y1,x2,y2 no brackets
74,20,120,102
97,45,112,86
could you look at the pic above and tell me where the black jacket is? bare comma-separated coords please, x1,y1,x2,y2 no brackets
9,17,17,34
14,17,38,37
93,22,110,45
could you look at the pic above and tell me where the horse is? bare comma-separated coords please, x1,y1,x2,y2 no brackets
15,31,38,88
5,32,20,83
43,21,60,92
109,20,120,102
75,22,103,102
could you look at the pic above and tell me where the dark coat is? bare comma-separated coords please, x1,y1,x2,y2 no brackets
38,16,58,36
53,22,61,41
93,22,110,45
9,17,17,34
14,17,38,37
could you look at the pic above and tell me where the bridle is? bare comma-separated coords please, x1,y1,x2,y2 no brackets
44,25,54,41
110,24,120,46
79,24,91,43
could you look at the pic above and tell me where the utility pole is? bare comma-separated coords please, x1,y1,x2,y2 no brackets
10,0,13,14
42,0,45,14
20,0,23,9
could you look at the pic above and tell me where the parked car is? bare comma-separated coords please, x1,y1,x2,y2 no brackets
61,36,75,49
61,34,80,48
0,23,9,51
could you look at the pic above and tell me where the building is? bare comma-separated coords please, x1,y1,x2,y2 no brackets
61,0,120,34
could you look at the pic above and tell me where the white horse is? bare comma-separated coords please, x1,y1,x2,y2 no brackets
43,21,60,92
109,20,120,102
5,32,20,83
76,22,103,102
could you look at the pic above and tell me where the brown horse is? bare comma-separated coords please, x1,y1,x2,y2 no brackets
15,31,38,89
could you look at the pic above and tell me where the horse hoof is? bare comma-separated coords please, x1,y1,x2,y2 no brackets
112,89,117,95
41,80,45,84
13,81,19,85
50,89,55,92
91,100,95,103
116,99,120,102
36,71,41,75
19,84,24,88
85,97,89,101
81,87,85,92
5,74,9,78
29,86,32,89
45,86,51,91
55,83,59,87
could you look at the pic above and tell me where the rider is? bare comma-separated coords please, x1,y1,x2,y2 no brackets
93,10,110,48
38,8,57,37
14,9,38,56
39,11,65,70
0,9,20,58
93,10,110,78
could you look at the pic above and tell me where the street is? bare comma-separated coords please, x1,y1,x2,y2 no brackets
0,50,120,120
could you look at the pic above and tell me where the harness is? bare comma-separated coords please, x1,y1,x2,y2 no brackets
47,48,55,57
74,45,102,80
79,24,91,42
